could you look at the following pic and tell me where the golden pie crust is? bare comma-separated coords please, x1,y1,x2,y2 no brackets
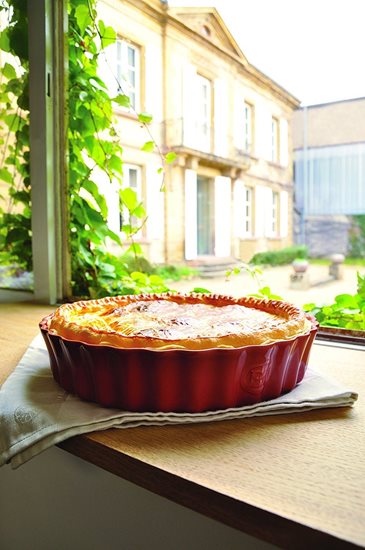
47,292,312,350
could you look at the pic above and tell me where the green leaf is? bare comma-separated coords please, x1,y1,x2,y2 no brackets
108,154,123,173
99,24,116,49
2,62,16,80
120,187,138,211
141,140,154,152
75,4,91,35
157,167,164,174
113,94,130,108
0,29,10,52
5,227,29,245
335,294,359,309
165,151,177,164
192,287,211,294
138,112,153,124
0,167,13,184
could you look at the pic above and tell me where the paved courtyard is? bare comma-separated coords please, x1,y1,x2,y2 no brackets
170,263,362,308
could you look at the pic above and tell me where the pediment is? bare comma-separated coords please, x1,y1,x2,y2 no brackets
168,7,248,63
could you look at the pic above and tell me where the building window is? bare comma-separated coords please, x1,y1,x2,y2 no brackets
116,39,140,111
243,186,253,236
271,117,280,162
120,165,143,234
271,190,279,235
243,102,253,153
196,74,212,152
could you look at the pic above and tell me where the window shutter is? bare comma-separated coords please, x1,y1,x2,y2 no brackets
214,78,228,157
255,102,271,161
182,63,197,149
280,190,289,237
233,179,245,238
145,43,161,120
233,88,243,151
280,118,289,166
145,164,164,240
255,185,265,237
214,176,231,257
185,169,198,260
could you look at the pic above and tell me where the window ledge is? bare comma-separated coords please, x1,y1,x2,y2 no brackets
1,304,364,549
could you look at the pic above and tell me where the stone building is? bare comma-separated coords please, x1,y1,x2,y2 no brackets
99,0,299,268
292,97,365,257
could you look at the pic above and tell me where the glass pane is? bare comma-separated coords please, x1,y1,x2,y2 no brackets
0,6,33,291
127,45,135,67
128,168,138,190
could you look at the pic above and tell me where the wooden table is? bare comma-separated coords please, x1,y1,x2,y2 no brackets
1,303,364,549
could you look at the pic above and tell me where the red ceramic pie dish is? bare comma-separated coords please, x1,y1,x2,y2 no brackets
39,293,318,413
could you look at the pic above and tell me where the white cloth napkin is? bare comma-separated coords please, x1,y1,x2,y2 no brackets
0,334,358,469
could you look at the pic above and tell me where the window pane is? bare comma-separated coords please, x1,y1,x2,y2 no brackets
0,7,33,292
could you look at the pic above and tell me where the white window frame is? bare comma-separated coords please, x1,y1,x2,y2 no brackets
120,164,143,237
271,190,279,236
243,186,253,237
0,0,65,304
243,102,253,153
196,74,211,152
271,116,279,163
116,39,140,112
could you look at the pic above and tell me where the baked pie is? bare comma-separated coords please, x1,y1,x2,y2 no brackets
40,292,317,412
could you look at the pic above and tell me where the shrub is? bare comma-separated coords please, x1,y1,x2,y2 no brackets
348,215,365,258
250,245,308,266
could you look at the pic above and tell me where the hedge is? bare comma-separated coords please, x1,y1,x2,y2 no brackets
249,245,308,266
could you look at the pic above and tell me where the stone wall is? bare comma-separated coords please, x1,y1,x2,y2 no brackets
301,215,350,257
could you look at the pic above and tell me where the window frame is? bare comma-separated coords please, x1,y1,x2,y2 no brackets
243,101,254,154
271,116,280,163
196,74,212,152
243,186,253,237
271,190,279,236
115,38,141,112
120,164,143,238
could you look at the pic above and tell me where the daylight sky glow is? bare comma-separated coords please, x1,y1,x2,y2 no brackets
169,0,365,106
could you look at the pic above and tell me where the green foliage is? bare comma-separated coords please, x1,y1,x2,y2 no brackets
250,245,308,267
0,0,177,298
348,215,365,258
0,1,31,272
247,286,283,301
304,272,365,331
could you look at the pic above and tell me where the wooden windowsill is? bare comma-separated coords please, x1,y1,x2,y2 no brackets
1,303,364,549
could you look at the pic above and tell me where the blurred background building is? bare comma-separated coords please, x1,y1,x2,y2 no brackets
292,97,365,257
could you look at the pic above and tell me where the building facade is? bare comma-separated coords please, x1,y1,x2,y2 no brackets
292,97,365,257
99,0,299,267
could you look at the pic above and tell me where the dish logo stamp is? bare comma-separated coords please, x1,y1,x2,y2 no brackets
14,406,39,425
242,361,270,395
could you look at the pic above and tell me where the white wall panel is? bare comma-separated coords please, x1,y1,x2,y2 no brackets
184,169,197,259
182,62,198,149
214,78,229,157
255,185,266,237
145,43,162,122
214,176,231,257
146,163,164,240
280,118,289,166
280,190,289,238
233,179,245,238
255,101,271,161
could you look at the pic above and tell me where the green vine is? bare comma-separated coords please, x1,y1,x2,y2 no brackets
0,1,31,273
0,0,175,298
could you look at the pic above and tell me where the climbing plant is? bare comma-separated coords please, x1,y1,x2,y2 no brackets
0,1,31,274
0,0,175,298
